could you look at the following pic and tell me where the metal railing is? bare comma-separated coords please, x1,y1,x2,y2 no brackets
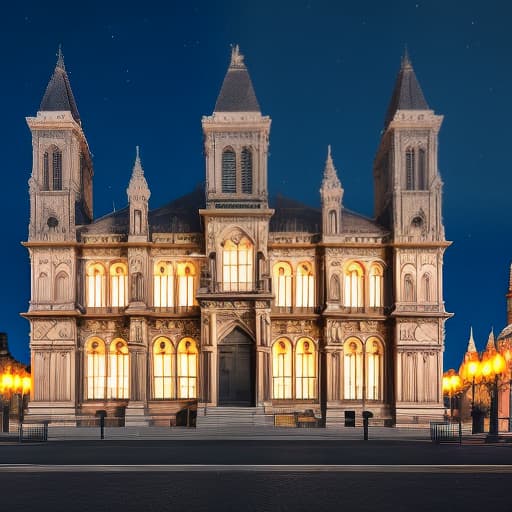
430,420,462,444
19,422,48,442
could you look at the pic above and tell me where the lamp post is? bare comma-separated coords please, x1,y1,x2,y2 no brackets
442,369,461,421
481,351,505,440
502,348,512,432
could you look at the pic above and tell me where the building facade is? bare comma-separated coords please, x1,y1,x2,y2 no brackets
24,47,450,426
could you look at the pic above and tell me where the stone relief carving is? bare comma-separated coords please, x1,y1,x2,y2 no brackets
399,321,438,343
271,320,319,338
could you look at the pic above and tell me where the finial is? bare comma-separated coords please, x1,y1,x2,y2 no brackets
327,144,332,160
132,145,143,177
322,145,341,189
467,326,477,353
56,44,65,70
485,327,496,351
401,44,412,69
230,44,245,68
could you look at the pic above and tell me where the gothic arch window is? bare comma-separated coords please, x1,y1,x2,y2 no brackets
343,337,363,400
107,338,129,399
177,262,196,307
296,338,317,399
344,262,364,308
366,337,383,400
43,145,62,191
272,338,292,399
222,235,253,292
421,273,432,302
329,209,338,234
37,272,50,302
110,263,128,308
241,147,253,194
154,261,174,308
403,273,415,302
296,262,315,308
86,263,106,308
330,274,341,301
272,262,292,308
85,337,106,400
153,337,174,399
55,271,69,302
177,338,198,399
221,147,236,193
418,148,426,190
369,264,383,308
406,147,415,190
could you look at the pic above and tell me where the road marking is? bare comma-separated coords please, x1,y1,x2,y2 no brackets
0,464,511,473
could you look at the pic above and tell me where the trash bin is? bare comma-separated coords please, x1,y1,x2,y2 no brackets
344,410,355,427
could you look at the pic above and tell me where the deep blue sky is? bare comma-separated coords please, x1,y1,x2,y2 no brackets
1,1,511,371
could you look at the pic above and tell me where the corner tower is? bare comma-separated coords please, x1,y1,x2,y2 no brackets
374,51,451,424
27,48,93,242
320,145,344,238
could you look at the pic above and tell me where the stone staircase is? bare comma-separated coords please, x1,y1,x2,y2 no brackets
196,406,273,429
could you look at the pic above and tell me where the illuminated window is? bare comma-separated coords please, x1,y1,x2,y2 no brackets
272,338,292,399
107,338,129,399
153,337,174,399
85,337,106,400
222,147,236,193
86,263,106,307
366,337,383,400
222,236,253,291
241,147,253,194
369,264,383,308
272,262,292,307
154,262,174,308
296,262,314,308
177,262,196,307
110,263,128,308
296,338,317,399
177,338,198,399
344,262,364,308
344,338,363,400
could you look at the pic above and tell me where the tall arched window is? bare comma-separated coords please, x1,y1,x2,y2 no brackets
154,262,174,308
222,236,253,291
43,146,62,191
53,149,62,190
406,147,415,190
272,338,292,399
421,273,431,302
37,272,50,302
85,337,106,400
177,262,196,307
42,152,50,190
272,262,292,308
296,338,317,399
404,273,415,302
177,338,198,399
344,262,364,308
107,338,129,399
86,263,106,308
241,147,253,194
418,148,426,189
366,337,383,400
343,338,363,400
153,337,174,399
55,271,69,302
222,148,236,193
296,262,314,308
110,263,128,308
329,210,338,234
369,264,383,308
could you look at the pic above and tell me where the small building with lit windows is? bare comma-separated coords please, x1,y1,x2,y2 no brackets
23,46,450,427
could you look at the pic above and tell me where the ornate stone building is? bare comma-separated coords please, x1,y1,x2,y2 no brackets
23,46,450,426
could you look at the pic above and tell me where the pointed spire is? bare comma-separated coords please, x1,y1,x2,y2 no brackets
322,145,342,189
485,328,496,351
214,45,260,112
466,326,477,353
132,145,144,177
39,46,80,123
383,49,429,128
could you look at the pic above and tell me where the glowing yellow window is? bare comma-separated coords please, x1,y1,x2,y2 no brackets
177,338,198,399
154,262,174,308
369,264,383,308
177,262,196,307
153,337,174,399
85,337,106,399
296,262,314,308
222,236,253,292
272,338,292,399
344,338,363,400
86,263,106,307
110,263,128,308
366,337,383,400
344,262,364,308
107,338,129,399
296,338,317,399
273,262,292,308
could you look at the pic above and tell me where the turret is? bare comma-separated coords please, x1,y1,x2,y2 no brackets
320,145,343,238
127,146,151,241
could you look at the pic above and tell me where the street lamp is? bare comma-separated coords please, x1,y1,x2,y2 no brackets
442,369,462,420
504,348,512,432
481,350,506,439
460,357,482,433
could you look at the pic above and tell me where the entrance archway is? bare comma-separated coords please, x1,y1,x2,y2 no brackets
218,327,255,406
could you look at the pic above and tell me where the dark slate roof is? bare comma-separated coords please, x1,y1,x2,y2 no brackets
79,186,204,236
269,195,387,235
384,53,429,128
214,63,260,112
40,51,81,123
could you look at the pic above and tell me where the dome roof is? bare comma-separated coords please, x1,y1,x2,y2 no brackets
497,323,512,341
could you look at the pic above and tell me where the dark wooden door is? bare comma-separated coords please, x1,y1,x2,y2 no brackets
218,328,254,406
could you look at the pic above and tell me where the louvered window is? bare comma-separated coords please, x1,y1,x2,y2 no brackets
241,147,253,194
53,150,62,190
222,149,236,193
418,148,426,189
406,148,415,190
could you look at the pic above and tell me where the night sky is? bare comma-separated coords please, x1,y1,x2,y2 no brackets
1,1,511,372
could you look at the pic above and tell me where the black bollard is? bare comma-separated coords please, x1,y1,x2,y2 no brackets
362,411,373,441
1,403,9,433
96,410,107,440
